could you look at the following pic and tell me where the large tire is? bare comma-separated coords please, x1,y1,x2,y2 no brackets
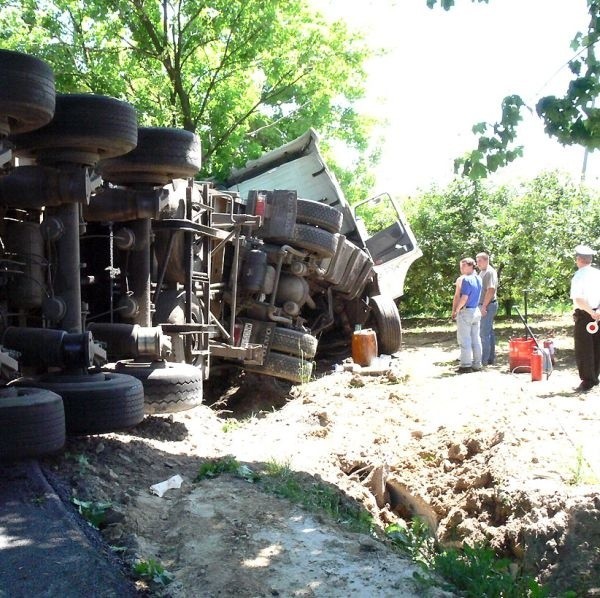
112,362,203,414
245,351,313,384
271,327,318,359
98,127,202,185
289,224,338,258
370,295,402,354
10,93,138,165
0,50,55,135
12,372,144,435
296,199,343,234
0,388,65,461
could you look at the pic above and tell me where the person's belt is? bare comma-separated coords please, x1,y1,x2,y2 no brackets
479,299,497,305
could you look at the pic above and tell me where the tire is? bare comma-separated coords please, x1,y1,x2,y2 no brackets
98,127,201,185
10,93,138,165
13,372,144,435
289,224,338,258
370,294,402,354
0,50,55,135
245,351,313,384
0,387,65,461
270,327,318,359
112,362,203,414
296,199,343,234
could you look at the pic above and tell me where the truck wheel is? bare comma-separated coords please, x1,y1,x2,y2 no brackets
290,224,338,258
245,351,313,384
296,199,343,234
0,388,65,461
0,50,55,135
13,372,144,435
10,93,138,165
98,127,201,185
113,362,203,414
271,327,318,359
370,295,402,354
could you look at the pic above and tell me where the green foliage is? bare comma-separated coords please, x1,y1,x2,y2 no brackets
386,518,436,568
537,3,600,149
455,96,525,179
0,0,374,184
433,544,547,598
432,1,600,178
71,497,112,529
426,0,489,9
195,455,259,482
386,519,546,597
133,558,174,586
401,178,496,315
401,171,600,317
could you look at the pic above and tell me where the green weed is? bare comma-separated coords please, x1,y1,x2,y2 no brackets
298,352,313,385
221,419,242,433
71,497,112,529
195,455,259,483
568,446,585,486
65,452,91,470
386,518,436,568
566,446,599,486
386,518,548,597
133,558,174,586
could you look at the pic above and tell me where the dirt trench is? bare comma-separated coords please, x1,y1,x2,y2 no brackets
42,316,600,596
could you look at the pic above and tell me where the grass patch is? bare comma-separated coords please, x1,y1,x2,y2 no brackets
195,455,258,483
221,419,243,433
194,456,372,534
259,460,373,534
386,518,549,597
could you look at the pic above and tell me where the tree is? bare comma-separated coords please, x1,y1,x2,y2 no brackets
400,178,493,315
427,0,600,180
400,172,600,317
0,0,373,183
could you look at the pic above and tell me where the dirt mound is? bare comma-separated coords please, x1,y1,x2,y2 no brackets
42,316,600,596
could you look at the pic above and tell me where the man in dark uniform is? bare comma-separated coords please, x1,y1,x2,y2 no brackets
570,244,600,392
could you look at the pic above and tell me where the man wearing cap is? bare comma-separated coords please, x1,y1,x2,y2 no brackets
570,244,600,392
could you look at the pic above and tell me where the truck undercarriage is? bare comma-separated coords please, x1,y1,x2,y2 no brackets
0,49,421,460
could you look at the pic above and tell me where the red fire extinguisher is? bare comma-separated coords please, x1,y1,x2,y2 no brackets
531,349,543,382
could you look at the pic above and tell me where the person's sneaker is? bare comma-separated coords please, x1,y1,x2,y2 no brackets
456,366,473,374
472,365,483,372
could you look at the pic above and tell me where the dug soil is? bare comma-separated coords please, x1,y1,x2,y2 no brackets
42,315,600,597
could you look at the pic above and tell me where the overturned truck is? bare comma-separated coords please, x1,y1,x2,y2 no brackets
0,49,421,461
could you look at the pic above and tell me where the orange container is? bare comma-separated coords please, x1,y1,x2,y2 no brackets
530,350,543,381
352,328,378,366
509,337,536,372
